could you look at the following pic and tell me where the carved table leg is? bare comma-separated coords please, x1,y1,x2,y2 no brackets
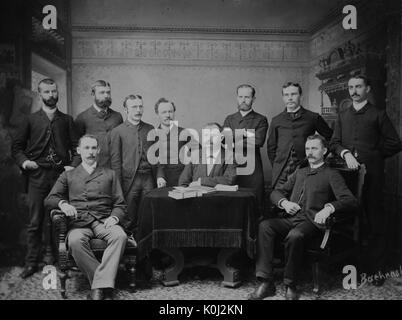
217,248,241,288
312,261,321,295
159,248,184,286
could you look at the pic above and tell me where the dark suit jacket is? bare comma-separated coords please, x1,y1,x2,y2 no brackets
330,102,402,168
267,107,333,187
12,109,79,168
223,110,268,200
45,165,126,229
110,120,155,194
156,125,190,186
270,164,358,229
75,106,123,168
178,149,237,187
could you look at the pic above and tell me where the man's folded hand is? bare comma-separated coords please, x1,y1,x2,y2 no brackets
314,207,332,225
104,216,118,229
282,200,301,215
60,202,78,218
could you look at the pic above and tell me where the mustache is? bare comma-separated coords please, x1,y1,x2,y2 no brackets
351,94,360,97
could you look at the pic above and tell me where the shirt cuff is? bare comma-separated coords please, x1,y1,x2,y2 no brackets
22,160,30,170
278,198,287,209
58,200,68,209
340,149,351,159
324,203,335,214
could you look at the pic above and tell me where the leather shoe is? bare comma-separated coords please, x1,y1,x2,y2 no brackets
20,266,38,279
247,281,276,300
88,288,104,300
285,286,299,300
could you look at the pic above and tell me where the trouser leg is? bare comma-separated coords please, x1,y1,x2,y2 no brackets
68,228,99,285
25,167,60,266
126,172,155,234
283,217,320,286
363,168,388,275
91,221,127,289
255,218,293,281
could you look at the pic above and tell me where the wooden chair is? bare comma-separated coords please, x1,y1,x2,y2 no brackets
50,209,137,299
307,164,366,294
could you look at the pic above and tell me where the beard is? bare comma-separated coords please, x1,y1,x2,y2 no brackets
95,97,112,109
42,96,58,108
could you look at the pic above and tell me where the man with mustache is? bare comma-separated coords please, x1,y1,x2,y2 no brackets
110,95,155,233
267,82,332,190
45,134,127,300
178,122,237,187
75,80,123,168
12,78,80,278
154,98,190,187
223,84,268,216
330,75,402,285
248,134,357,300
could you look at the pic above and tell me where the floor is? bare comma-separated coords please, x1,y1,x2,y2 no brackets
1,263,402,300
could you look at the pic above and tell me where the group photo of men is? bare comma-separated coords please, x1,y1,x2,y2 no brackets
10,73,402,300
2,0,402,305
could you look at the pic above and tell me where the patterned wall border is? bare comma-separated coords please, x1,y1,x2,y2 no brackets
72,38,309,64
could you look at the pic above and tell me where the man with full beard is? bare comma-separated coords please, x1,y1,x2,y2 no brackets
12,78,80,278
75,80,123,168
223,84,268,217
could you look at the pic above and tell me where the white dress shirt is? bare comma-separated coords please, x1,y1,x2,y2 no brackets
240,109,253,117
206,149,221,176
82,161,97,175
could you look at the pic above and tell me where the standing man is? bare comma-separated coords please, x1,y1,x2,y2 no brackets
248,135,357,300
267,82,332,189
45,135,127,300
154,98,189,187
12,78,79,278
110,95,155,233
75,80,123,168
223,84,268,215
330,75,402,285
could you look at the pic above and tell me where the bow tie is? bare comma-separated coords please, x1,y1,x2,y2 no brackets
288,111,299,119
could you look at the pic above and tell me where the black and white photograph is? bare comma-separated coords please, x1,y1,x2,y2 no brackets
0,0,402,307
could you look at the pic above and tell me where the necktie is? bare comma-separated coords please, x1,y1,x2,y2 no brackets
100,109,107,118
207,155,214,176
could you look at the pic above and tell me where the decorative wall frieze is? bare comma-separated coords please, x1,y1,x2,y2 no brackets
72,38,309,64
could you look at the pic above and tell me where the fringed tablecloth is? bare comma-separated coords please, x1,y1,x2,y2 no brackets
136,187,257,260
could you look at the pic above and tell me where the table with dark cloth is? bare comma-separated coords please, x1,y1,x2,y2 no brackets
136,187,258,287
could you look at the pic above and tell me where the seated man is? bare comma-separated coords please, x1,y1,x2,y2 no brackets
45,134,127,300
248,134,358,300
178,122,236,187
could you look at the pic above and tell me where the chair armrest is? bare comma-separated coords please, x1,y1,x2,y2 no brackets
50,209,68,243
50,209,70,270
325,211,356,228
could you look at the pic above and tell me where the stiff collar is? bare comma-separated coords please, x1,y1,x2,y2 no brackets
92,103,108,114
239,109,253,117
307,161,326,175
352,100,368,112
81,161,97,175
286,106,301,113
41,105,57,114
